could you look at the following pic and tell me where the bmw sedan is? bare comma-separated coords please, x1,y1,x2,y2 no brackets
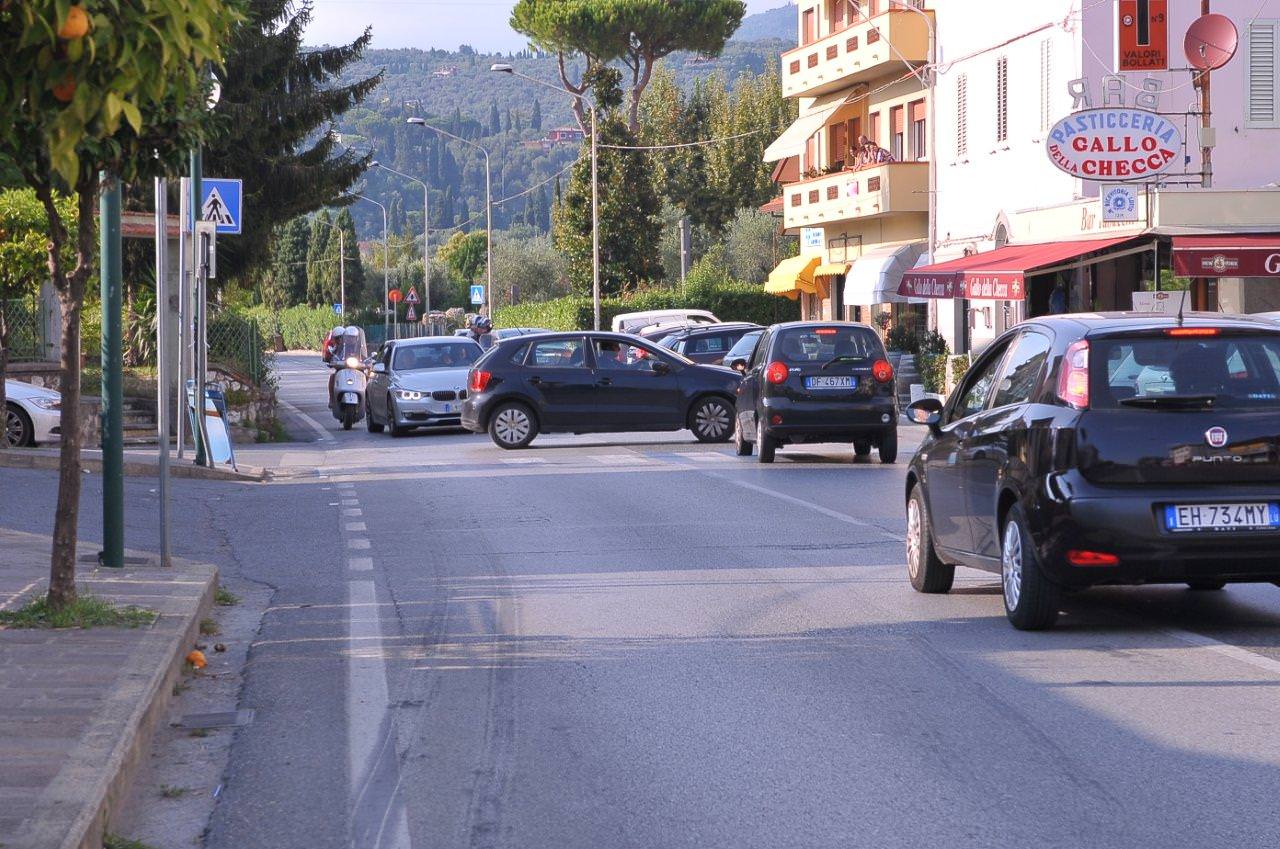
4,379,61,447
903,312,1280,630
366,337,483,436
461,332,740,449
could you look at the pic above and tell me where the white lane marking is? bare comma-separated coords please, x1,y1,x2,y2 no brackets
1,579,42,611
593,453,651,465
501,457,546,465
349,557,373,571
673,452,733,462
346,522,368,532
278,397,334,443
336,483,355,491
348,538,371,550
703,471,904,542
1162,627,1280,678
343,507,364,518
341,498,360,507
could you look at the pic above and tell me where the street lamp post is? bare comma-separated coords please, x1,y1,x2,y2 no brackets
406,118,492,319
490,64,601,330
353,194,391,340
371,160,432,332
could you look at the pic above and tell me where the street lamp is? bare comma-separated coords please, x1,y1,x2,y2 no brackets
405,117,492,319
371,160,432,332
352,193,391,340
490,63,602,331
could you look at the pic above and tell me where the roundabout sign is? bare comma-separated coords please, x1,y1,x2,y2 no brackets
1045,107,1182,181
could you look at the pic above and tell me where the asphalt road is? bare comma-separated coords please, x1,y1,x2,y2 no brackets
6,352,1280,849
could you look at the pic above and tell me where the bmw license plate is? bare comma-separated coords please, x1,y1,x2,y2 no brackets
341,392,359,404
804,376,853,389
1164,502,1280,532
443,403,452,413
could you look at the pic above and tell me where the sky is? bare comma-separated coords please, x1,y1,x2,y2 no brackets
305,0,794,51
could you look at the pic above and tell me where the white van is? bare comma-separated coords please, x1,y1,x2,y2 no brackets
611,309,719,334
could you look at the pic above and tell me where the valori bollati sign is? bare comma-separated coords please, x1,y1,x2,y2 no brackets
1045,107,1181,180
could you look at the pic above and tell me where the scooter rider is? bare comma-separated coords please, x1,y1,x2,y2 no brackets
468,315,495,350
322,325,344,364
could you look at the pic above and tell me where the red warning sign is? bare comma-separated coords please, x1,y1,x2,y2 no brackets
1118,0,1168,71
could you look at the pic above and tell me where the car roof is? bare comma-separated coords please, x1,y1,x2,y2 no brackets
1020,311,1280,336
393,336,481,347
660,322,760,338
766,321,878,331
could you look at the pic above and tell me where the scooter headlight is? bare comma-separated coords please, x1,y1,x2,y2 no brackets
345,356,361,369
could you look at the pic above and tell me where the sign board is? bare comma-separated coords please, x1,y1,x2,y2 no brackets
196,178,242,235
332,303,343,315
1118,0,1168,71
801,227,824,251
387,289,403,304
1132,290,1189,313
469,285,484,305
1101,185,1139,222
1045,108,1181,181
405,305,417,322
195,220,217,278
405,286,420,304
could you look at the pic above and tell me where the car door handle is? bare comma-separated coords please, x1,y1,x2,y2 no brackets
529,376,543,385
597,377,613,386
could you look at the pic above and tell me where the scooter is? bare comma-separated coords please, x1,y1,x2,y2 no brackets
330,355,367,430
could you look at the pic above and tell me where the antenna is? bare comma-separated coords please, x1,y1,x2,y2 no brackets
1176,287,1186,325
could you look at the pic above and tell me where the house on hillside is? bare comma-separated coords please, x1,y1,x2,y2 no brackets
546,127,585,144
432,67,458,78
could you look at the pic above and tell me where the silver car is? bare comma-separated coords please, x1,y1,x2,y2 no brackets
366,338,483,436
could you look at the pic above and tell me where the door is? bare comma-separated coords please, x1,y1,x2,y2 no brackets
961,330,1053,559
522,337,596,430
368,342,393,420
802,7,817,44
591,339,684,429
737,330,772,434
925,338,1012,555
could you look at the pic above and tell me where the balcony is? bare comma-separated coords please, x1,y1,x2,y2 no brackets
781,9,933,100
783,162,928,230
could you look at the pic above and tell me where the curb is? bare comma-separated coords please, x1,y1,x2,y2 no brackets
0,448,266,482
10,564,219,849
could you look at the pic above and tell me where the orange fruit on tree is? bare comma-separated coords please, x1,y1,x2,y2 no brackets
52,75,77,103
58,5,90,40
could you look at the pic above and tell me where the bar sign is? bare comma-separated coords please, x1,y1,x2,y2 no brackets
1118,0,1168,71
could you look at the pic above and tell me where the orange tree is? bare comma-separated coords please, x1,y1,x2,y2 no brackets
0,0,243,609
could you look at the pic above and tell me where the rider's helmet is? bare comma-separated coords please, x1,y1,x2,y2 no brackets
331,326,345,338
471,316,493,333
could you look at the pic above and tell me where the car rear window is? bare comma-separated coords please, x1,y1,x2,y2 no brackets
1093,334,1280,409
773,327,882,364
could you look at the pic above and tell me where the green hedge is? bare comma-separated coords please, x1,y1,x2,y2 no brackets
495,281,801,332
246,305,336,351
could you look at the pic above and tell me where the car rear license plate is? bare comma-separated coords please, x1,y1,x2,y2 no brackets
341,392,359,404
1164,502,1280,532
804,376,853,389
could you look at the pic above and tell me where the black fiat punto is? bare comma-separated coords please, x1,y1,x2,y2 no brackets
903,312,1280,630
733,322,899,463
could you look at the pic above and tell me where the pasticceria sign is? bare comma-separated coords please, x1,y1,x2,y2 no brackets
1045,76,1183,181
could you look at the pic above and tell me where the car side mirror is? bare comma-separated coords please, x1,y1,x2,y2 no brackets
905,397,944,433
651,360,671,376
729,358,747,373
372,362,386,374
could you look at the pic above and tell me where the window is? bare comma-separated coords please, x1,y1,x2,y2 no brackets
889,105,905,161
1039,39,1053,133
995,56,1009,143
909,98,927,160
689,335,729,355
802,7,817,45
1247,21,1278,127
392,342,480,371
748,331,772,370
593,339,662,372
991,332,1052,408
829,121,849,168
1094,336,1280,409
867,111,881,147
773,326,881,364
952,343,1010,420
955,74,968,157
527,338,586,368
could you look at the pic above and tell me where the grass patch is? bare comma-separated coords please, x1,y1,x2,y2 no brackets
0,596,155,630
198,618,220,636
159,784,190,799
103,834,155,849
214,586,239,606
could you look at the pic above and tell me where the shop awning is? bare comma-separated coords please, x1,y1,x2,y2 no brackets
898,236,1138,299
814,262,851,278
766,255,823,299
1171,234,1280,277
845,242,926,305
763,91,852,163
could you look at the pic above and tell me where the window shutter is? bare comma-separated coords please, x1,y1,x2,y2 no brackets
956,74,968,157
1248,21,1278,127
996,57,1009,143
1040,39,1053,133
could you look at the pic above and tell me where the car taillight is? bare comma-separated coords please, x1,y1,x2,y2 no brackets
468,370,492,393
1167,327,1220,337
1066,549,1119,567
872,359,894,383
1056,340,1089,409
765,361,789,384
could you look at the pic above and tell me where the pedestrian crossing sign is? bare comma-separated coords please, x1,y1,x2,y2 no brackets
197,178,242,235
405,305,417,321
405,286,420,304
470,285,484,305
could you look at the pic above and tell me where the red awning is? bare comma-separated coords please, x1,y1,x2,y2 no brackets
1171,234,1280,278
898,236,1139,300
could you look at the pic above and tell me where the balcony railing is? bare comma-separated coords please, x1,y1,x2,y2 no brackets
781,9,933,99
783,161,928,229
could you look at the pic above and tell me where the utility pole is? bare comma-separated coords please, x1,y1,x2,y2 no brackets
590,105,600,330
154,178,171,567
339,228,346,317
190,148,207,466
1197,0,1213,188
99,173,124,568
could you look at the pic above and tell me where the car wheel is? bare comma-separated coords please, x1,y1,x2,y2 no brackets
1001,506,1059,631
366,400,384,433
906,485,954,594
489,401,537,449
756,419,776,464
854,440,872,458
1187,580,1227,591
733,415,752,456
5,402,33,448
690,396,733,443
388,398,408,437
878,426,898,464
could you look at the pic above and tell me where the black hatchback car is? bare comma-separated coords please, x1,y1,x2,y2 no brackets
733,322,899,463
903,312,1280,630
461,331,741,449
656,322,762,365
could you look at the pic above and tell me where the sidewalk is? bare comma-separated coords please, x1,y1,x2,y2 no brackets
0,447,266,482
0,529,218,849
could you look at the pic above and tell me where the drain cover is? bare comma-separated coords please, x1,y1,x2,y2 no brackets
180,709,255,729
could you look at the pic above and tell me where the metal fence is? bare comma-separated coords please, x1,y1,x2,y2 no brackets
2,296,47,363
207,307,272,387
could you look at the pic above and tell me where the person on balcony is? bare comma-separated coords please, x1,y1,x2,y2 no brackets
854,135,894,169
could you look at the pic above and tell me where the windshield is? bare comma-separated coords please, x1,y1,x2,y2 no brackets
334,332,366,361
392,342,479,371
774,327,881,365
1093,334,1280,409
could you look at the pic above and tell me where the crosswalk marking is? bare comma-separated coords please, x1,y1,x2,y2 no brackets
501,457,546,465
672,452,733,463
592,453,651,465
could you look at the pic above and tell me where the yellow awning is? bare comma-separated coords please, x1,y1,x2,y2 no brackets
765,255,822,299
814,262,851,278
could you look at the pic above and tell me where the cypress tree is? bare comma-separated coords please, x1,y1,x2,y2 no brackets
531,98,543,131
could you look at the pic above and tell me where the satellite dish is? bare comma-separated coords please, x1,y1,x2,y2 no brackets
1184,13,1238,71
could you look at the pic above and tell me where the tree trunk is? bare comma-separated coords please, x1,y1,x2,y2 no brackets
47,282,84,608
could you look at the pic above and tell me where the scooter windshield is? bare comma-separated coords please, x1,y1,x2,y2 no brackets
335,331,367,362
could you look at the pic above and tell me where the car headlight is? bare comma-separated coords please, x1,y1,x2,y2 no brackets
345,356,361,369
31,398,61,410
396,390,423,401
